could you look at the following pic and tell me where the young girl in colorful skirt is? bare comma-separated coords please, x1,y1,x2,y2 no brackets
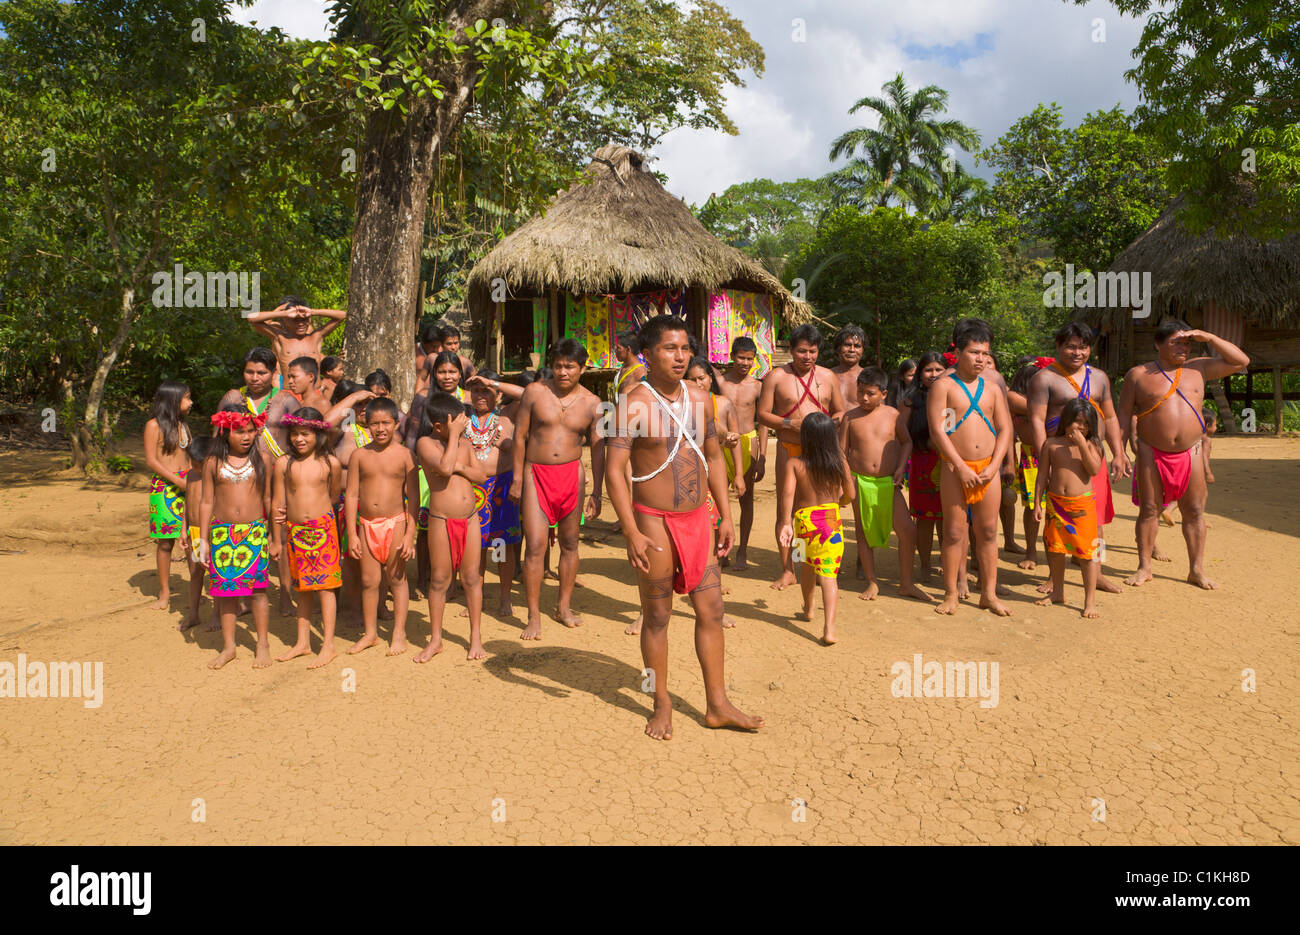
199,404,273,670
271,408,343,668
144,380,193,612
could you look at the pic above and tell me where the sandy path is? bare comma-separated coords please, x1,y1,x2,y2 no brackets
0,436,1296,844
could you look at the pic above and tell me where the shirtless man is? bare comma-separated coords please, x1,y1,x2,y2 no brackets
612,331,645,397
605,314,763,740
219,347,301,615
831,325,866,407
284,357,332,413
756,324,847,589
1028,322,1132,593
1117,319,1247,589
247,296,346,384
715,336,767,569
509,339,606,638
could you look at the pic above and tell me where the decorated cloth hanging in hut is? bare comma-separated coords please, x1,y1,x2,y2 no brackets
532,298,548,359
708,290,775,378
563,288,689,369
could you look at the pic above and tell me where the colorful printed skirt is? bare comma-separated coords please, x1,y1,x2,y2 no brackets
208,520,269,596
907,449,942,521
149,470,187,539
287,511,342,592
794,502,844,578
488,469,522,546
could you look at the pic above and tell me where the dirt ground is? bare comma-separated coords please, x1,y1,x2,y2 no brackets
0,434,1296,845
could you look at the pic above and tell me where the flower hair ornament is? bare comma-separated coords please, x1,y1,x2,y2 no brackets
942,351,957,367
281,413,331,430
211,410,268,431
1034,356,1056,370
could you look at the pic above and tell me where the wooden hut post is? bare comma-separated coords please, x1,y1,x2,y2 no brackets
494,302,505,371
1274,366,1285,435
549,288,560,348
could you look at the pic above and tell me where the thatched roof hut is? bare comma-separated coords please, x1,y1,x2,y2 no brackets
467,144,812,373
1090,194,1300,432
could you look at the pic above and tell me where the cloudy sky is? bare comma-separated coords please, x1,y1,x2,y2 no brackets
231,0,1149,204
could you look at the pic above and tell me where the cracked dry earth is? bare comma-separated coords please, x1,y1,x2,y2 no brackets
0,435,1296,845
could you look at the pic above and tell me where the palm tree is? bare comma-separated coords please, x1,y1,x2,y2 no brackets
828,72,981,210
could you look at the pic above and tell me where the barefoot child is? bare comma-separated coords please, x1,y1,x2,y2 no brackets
345,397,418,655
1034,399,1104,617
839,367,927,602
779,412,853,644
464,371,520,617
687,357,744,627
928,321,1014,616
415,393,488,661
604,314,762,739
899,351,947,579
271,409,343,667
198,405,273,669
715,337,766,570
1008,357,1047,570
179,436,216,632
144,381,193,612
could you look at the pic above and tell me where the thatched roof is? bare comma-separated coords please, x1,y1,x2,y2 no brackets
1101,194,1300,328
466,144,812,324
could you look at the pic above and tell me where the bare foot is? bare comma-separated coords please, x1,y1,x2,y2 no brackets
544,569,559,582
279,599,295,618
348,633,381,654
722,614,738,629
821,628,838,646
205,618,220,632
1124,569,1153,586
520,619,543,640
307,646,338,669
151,594,170,611
978,596,1012,616
1187,571,1218,590
178,614,200,632
207,647,237,670
795,608,813,622
1081,605,1100,618
496,601,514,618
859,581,879,601
1004,541,1026,555
275,642,312,663
1036,580,1053,594
957,581,970,600
253,642,272,669
1159,510,1175,527
645,698,673,740
1152,546,1172,562
387,638,409,656
770,570,797,591
934,595,959,615
554,608,583,628
1034,593,1064,606
413,639,443,663
899,583,933,603
1017,557,1038,570
625,614,642,636
704,701,764,731
467,641,487,661
1096,574,1122,594
732,552,748,571
995,583,1012,597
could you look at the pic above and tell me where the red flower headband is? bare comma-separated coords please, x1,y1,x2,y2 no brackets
1034,356,1056,369
211,410,267,431
282,413,331,430
942,351,957,367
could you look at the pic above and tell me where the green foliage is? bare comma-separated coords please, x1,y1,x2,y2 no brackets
979,103,1169,271
694,177,833,269
1070,0,1299,234
792,207,1058,369
106,455,133,474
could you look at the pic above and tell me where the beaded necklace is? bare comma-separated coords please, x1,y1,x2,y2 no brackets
465,411,501,461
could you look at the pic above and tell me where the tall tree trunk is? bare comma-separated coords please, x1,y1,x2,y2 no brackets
72,286,136,471
343,1,528,410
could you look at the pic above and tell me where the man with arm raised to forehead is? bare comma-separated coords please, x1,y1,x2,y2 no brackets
1027,321,1131,594
605,314,763,740
714,336,767,569
1117,319,1247,589
509,339,606,639
756,324,847,589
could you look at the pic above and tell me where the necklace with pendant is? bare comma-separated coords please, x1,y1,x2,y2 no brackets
219,456,254,483
465,412,500,461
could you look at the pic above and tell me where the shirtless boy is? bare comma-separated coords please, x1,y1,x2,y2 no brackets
1117,319,1247,589
604,314,763,740
1027,322,1130,593
839,367,927,601
284,356,332,413
756,324,846,588
415,392,489,661
928,319,1014,616
509,339,606,639
345,398,418,654
831,325,866,407
247,296,346,383
715,336,767,568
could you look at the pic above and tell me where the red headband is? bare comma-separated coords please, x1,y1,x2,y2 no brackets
211,410,268,431
1034,356,1056,370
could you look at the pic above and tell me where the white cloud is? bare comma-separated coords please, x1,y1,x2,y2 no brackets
229,0,333,41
